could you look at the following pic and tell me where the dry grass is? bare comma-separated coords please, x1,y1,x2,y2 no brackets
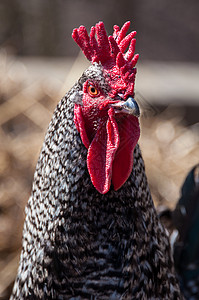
0,52,198,299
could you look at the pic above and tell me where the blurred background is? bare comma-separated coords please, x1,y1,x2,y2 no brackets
0,0,199,298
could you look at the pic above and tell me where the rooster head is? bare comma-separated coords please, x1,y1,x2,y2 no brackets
72,21,140,194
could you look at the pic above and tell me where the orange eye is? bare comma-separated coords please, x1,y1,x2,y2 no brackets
88,85,99,96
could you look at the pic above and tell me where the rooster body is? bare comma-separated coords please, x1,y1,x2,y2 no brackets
11,22,182,299
172,165,199,299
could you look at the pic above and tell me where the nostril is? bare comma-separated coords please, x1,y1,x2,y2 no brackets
118,93,124,99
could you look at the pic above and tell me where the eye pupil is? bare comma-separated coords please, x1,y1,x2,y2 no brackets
88,84,98,96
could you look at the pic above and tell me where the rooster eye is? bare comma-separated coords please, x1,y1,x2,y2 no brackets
88,85,99,96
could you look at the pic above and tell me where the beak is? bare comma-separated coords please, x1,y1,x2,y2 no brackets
111,96,140,117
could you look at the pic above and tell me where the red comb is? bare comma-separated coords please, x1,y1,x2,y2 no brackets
72,21,139,69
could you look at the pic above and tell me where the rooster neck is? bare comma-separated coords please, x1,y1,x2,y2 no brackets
11,85,181,300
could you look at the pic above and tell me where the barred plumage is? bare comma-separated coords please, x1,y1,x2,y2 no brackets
11,22,182,299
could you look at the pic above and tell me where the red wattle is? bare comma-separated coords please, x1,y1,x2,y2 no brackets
112,115,140,190
87,108,119,194
74,104,140,194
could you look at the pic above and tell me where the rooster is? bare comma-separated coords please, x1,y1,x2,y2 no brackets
159,164,199,299
10,21,182,299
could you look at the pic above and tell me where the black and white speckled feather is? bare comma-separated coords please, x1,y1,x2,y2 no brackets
11,63,182,299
